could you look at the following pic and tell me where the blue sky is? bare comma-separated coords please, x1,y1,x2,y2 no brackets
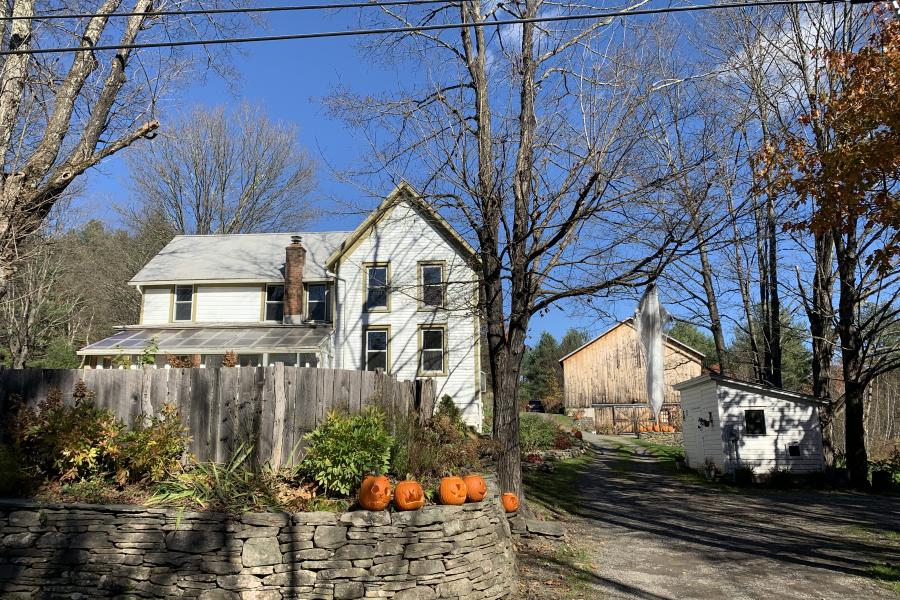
79,5,659,344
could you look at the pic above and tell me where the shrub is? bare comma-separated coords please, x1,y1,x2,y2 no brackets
733,467,755,487
436,395,462,423
301,407,393,496
12,387,123,482
0,444,32,497
553,429,573,450
8,383,190,487
767,468,795,489
118,403,189,484
519,414,558,453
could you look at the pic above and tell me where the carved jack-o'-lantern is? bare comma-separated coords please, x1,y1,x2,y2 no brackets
501,492,520,513
463,474,487,502
439,476,468,505
358,475,392,511
394,480,426,511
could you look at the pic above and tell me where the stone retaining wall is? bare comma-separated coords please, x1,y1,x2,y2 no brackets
0,495,514,600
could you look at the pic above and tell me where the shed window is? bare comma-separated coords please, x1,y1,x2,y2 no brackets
788,443,801,457
265,285,285,322
307,284,331,322
365,328,389,371
174,285,193,321
744,409,766,436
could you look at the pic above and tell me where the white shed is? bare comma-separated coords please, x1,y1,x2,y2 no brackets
674,374,825,475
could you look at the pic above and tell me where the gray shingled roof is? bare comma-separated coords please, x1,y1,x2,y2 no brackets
130,232,351,284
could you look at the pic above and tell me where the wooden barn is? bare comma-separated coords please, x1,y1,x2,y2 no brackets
559,319,704,432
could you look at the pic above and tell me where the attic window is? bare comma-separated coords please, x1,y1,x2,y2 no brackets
744,409,766,436
265,284,285,322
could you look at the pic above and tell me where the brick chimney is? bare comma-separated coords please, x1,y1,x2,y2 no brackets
283,235,306,324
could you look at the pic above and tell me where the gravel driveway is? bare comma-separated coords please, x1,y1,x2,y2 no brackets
517,434,899,600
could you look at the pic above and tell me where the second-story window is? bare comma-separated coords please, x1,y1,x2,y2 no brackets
307,284,331,321
420,263,445,308
173,285,193,321
265,284,284,321
365,264,389,311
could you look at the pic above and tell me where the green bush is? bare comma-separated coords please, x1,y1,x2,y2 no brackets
118,403,189,484
301,407,393,496
519,413,558,453
9,382,189,486
13,387,123,482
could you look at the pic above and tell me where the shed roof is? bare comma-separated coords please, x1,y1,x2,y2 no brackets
673,373,824,405
77,325,331,356
558,318,705,364
129,231,351,285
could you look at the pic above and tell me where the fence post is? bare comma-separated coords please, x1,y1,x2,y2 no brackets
271,363,287,470
141,365,153,423
414,378,436,426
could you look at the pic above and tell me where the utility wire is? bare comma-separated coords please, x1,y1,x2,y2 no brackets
0,0,872,56
0,0,455,21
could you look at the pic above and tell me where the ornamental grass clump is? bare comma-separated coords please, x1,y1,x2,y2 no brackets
301,407,393,496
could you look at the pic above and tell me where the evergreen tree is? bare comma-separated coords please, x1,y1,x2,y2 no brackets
667,321,717,369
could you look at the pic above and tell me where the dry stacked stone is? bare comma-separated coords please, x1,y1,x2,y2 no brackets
0,488,513,599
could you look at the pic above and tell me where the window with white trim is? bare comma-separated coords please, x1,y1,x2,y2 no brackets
420,263,445,308
265,284,284,322
173,285,193,321
365,328,389,371
420,327,446,374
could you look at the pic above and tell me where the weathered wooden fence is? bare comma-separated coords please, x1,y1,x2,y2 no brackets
0,366,435,467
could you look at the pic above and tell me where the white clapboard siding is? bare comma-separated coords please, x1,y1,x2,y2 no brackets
141,286,171,324
335,199,482,428
678,375,824,474
195,285,263,322
718,384,824,474
681,382,725,470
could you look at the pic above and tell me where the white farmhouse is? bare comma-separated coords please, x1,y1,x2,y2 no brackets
78,184,485,427
674,373,825,475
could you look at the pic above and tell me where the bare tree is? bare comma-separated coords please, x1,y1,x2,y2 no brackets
1,229,78,368
125,103,317,234
329,1,694,496
0,0,249,298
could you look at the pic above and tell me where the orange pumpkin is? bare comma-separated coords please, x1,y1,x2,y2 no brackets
652,424,660,432
438,476,467,505
463,474,487,502
358,475,392,511
573,430,583,440
394,480,425,511
501,492,519,513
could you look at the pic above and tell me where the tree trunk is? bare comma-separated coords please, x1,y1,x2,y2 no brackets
696,226,728,373
766,195,783,388
835,226,868,488
808,230,836,463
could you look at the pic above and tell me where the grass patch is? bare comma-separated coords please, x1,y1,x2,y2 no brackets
523,451,592,516
868,563,900,594
548,414,575,429
554,543,594,597
632,438,686,463
843,526,900,594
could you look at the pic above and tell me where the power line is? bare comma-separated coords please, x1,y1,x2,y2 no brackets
1,0,454,21
0,0,869,56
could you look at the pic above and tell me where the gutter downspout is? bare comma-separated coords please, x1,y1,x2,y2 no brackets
326,267,346,370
